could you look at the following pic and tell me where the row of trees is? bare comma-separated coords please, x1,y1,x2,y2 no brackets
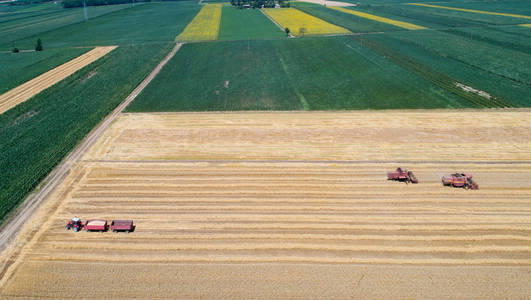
12,38,42,53
230,0,289,9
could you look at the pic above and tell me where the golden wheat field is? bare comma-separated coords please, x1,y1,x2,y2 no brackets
1,111,530,298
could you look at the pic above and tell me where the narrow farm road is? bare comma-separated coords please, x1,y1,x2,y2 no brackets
0,42,183,253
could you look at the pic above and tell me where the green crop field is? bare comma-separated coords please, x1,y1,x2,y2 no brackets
386,30,531,87
0,2,199,50
0,42,173,223
127,37,469,112
292,2,401,33
127,40,302,111
219,6,285,41
0,3,133,49
0,47,90,94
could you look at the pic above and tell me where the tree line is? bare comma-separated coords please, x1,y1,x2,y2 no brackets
230,0,290,9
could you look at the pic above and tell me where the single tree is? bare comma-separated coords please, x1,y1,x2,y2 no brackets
12,47,19,53
285,27,290,36
35,38,43,51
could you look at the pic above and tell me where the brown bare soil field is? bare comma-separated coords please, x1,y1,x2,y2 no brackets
0,46,116,115
1,111,530,298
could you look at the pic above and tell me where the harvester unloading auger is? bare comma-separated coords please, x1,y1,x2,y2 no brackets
387,167,418,184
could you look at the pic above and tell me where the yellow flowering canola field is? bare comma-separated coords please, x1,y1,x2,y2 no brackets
408,3,531,20
263,8,350,36
176,4,222,42
331,7,426,30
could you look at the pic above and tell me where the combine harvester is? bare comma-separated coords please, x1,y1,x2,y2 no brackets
442,173,479,190
387,167,418,184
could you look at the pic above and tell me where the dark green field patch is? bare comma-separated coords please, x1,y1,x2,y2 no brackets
127,40,302,111
1,2,199,50
0,47,90,94
219,6,285,41
387,30,531,86
0,4,133,49
128,37,470,112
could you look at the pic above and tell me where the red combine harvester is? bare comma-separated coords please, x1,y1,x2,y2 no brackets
65,217,83,232
442,173,479,190
387,167,418,184
84,219,108,232
110,220,134,232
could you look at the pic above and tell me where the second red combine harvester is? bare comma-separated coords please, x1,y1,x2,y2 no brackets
442,173,479,190
387,167,418,184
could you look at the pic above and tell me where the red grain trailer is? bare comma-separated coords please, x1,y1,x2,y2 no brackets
110,220,134,232
84,219,108,232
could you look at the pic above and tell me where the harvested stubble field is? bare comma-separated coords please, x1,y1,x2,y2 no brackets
1,111,530,298
0,46,116,114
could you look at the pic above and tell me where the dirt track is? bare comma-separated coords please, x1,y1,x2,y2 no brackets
1,111,530,298
0,46,116,115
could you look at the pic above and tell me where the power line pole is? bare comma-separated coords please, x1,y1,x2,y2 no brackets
83,0,88,21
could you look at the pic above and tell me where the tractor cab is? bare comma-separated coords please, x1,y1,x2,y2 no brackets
66,217,83,232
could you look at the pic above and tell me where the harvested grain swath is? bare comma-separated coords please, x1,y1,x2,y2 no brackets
263,8,350,36
83,112,531,162
331,7,426,30
1,112,531,298
0,46,116,114
175,4,222,42
407,3,531,20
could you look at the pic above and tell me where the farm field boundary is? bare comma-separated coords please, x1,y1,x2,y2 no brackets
0,46,116,114
331,7,426,30
176,3,222,42
263,8,351,36
408,3,531,20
